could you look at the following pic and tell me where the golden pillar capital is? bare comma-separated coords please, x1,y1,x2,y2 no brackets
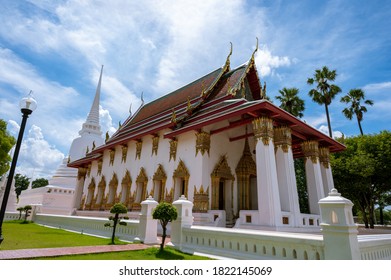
301,140,319,164
77,167,87,180
319,146,330,168
252,117,274,145
195,130,210,156
169,138,178,161
274,126,292,153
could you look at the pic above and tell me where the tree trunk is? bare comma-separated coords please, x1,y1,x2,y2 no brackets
111,213,119,244
325,104,333,138
358,203,369,228
357,116,364,136
369,201,375,229
160,224,167,251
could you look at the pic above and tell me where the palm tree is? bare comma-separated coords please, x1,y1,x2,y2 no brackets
307,66,342,138
341,88,374,135
275,87,305,118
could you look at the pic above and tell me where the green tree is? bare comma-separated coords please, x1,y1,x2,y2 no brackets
152,202,177,251
275,87,305,118
16,207,24,220
104,203,128,244
307,66,342,138
0,119,16,177
331,131,391,228
341,88,374,136
14,174,30,202
14,174,30,201
32,178,49,189
23,205,32,222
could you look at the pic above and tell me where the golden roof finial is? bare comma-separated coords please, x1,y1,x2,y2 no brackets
200,81,207,98
251,37,259,61
187,96,192,112
224,42,233,70
171,108,177,124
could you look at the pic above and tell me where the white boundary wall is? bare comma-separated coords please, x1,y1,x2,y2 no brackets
4,191,391,260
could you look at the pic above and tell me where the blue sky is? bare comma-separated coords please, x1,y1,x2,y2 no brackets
1,0,390,179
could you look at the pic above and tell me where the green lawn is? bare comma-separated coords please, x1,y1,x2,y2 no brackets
0,220,122,250
0,221,211,260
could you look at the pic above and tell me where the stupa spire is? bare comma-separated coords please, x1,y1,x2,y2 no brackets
79,65,103,136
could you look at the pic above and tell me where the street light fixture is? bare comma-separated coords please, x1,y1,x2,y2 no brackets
0,91,37,245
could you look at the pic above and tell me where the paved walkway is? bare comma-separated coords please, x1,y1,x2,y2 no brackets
0,243,151,260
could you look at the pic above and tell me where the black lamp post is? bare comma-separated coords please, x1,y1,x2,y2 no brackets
0,92,37,245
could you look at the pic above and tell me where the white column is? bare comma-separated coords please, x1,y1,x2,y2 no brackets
319,189,360,260
138,196,159,244
301,141,324,215
252,117,282,227
72,167,87,210
319,147,335,195
274,126,301,227
171,195,194,249
194,130,210,206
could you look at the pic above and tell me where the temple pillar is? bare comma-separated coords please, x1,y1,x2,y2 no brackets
319,147,335,195
252,117,282,227
72,167,87,211
274,126,301,226
301,141,325,214
194,130,211,208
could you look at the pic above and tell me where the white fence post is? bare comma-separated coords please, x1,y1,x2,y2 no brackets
319,188,360,260
170,195,193,249
138,196,159,244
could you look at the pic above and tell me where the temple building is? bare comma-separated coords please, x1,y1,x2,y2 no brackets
68,46,345,230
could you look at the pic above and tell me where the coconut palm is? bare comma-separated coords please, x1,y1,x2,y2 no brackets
307,66,342,138
275,87,305,118
341,88,374,135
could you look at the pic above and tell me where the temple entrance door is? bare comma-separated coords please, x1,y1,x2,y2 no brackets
218,180,225,210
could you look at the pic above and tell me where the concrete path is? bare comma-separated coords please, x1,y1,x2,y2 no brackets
0,243,150,260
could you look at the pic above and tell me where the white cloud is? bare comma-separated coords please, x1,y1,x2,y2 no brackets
318,125,343,139
14,125,64,179
363,81,391,92
255,45,292,77
99,106,117,137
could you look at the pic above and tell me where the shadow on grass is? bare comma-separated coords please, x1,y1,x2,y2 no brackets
144,247,185,260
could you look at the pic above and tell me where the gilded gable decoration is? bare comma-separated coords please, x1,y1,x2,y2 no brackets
274,126,292,153
195,130,210,156
169,138,178,161
301,140,319,164
173,159,190,198
152,135,159,156
319,147,330,168
211,155,235,180
84,178,96,210
136,167,148,183
236,138,257,210
106,172,119,209
109,149,115,166
153,164,167,181
135,140,142,160
252,117,274,145
121,144,128,163
122,169,132,185
211,155,234,210
173,159,190,178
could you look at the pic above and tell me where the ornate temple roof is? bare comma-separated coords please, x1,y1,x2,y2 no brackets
68,47,344,168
